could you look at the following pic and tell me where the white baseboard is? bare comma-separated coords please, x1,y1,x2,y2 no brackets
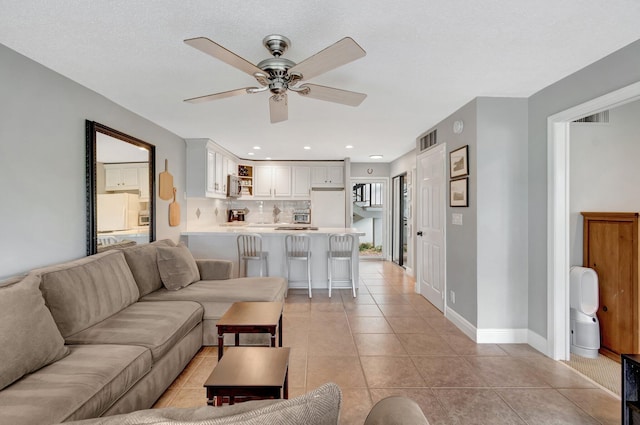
445,307,549,352
445,307,477,341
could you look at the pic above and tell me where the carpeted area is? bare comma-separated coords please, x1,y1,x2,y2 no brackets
563,353,621,396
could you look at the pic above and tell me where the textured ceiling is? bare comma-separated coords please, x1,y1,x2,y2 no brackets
2,0,640,162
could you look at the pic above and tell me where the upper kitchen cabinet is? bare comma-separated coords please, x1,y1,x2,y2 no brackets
311,165,344,188
186,138,238,199
104,163,148,192
254,165,292,198
292,166,311,198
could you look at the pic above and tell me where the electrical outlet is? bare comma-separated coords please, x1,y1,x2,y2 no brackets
450,290,456,304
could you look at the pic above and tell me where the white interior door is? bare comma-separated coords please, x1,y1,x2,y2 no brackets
416,144,446,311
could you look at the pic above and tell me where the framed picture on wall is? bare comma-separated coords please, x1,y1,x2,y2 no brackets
450,145,469,178
450,177,468,207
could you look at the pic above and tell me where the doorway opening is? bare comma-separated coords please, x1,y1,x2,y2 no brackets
352,179,387,260
391,174,409,267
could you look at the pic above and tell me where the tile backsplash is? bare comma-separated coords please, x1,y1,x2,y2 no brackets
185,198,310,229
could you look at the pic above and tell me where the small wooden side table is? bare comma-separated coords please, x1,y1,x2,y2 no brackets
216,301,283,360
204,346,290,406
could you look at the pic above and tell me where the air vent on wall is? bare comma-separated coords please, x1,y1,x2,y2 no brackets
573,110,609,123
418,129,437,152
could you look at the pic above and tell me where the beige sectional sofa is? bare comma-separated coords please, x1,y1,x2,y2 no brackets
0,240,287,425
0,239,429,425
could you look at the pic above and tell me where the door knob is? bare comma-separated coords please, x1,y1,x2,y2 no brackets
417,231,423,236
602,306,608,312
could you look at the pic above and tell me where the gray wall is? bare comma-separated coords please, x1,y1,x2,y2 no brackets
442,99,479,326
0,44,186,279
569,100,640,266
527,39,640,337
476,98,529,329
351,162,390,178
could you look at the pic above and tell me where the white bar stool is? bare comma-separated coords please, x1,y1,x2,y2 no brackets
285,234,312,298
237,233,269,278
327,233,356,298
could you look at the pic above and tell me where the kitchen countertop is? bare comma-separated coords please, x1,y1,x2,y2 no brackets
182,224,364,236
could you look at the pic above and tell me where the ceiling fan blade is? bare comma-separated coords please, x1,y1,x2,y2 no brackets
289,37,366,81
269,94,288,123
184,87,253,103
297,83,367,106
184,37,264,77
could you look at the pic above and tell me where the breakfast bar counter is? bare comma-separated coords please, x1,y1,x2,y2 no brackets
181,225,364,291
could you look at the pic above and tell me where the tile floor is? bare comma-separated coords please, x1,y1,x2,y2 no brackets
154,260,621,425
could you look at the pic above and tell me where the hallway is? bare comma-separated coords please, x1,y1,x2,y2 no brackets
155,261,620,424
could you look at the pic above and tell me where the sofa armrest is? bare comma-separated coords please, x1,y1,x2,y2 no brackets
364,396,429,425
196,259,233,280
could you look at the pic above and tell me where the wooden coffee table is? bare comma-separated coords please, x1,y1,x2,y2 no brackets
204,346,290,406
216,301,283,360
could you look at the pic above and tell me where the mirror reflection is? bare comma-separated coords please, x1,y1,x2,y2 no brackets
87,121,155,254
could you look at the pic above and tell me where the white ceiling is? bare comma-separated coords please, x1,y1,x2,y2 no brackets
2,1,640,163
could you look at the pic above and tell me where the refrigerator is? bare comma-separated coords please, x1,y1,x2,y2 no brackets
310,189,346,228
97,193,140,231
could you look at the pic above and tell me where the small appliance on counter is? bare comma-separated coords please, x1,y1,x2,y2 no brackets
228,208,247,222
293,208,311,224
138,210,150,226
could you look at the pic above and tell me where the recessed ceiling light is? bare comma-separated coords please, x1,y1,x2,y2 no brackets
369,154,383,159
248,152,254,156
265,157,272,160
303,146,311,150
253,146,261,150
345,145,354,149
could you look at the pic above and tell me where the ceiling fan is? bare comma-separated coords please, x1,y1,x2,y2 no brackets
183,34,367,123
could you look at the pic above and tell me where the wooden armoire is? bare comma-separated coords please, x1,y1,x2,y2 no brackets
582,212,640,361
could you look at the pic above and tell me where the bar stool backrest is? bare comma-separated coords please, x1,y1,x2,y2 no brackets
285,234,311,258
237,233,263,259
328,234,354,259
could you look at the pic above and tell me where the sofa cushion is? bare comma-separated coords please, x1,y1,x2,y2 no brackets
157,244,201,290
0,344,151,425
120,239,176,297
65,301,203,361
34,250,140,338
141,277,288,307
63,382,342,425
0,274,70,391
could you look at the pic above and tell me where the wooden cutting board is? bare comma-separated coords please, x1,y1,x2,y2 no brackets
159,159,173,201
169,187,180,226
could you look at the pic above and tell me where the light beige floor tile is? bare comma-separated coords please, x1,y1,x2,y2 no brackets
284,302,311,314
308,329,357,356
365,286,400,295
354,333,408,356
396,333,457,356
288,355,307,389
152,388,178,408
370,388,454,425
558,388,621,425
463,356,550,388
498,343,544,357
385,316,434,334
344,304,384,317
288,387,307,399
347,316,393,334
339,388,372,425
412,356,487,387
194,346,218,358
169,388,208,408
434,388,526,424
371,293,412,305
341,293,377,305
310,302,346,313
169,356,203,389
306,356,367,389
360,356,426,388
517,356,597,389
184,356,217,388
497,388,600,424
423,316,466,335
378,304,420,317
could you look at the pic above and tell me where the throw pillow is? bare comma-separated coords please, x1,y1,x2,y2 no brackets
157,244,201,290
0,273,70,390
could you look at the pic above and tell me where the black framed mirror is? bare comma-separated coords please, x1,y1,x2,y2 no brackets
86,121,156,255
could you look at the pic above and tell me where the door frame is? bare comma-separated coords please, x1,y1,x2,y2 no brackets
391,173,407,267
416,143,447,309
350,177,390,260
547,81,640,360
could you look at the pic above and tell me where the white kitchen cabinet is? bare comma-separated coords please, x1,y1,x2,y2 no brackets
138,164,150,200
215,153,225,195
292,166,311,198
254,165,292,198
206,150,216,194
104,163,141,191
186,138,225,198
311,165,344,188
